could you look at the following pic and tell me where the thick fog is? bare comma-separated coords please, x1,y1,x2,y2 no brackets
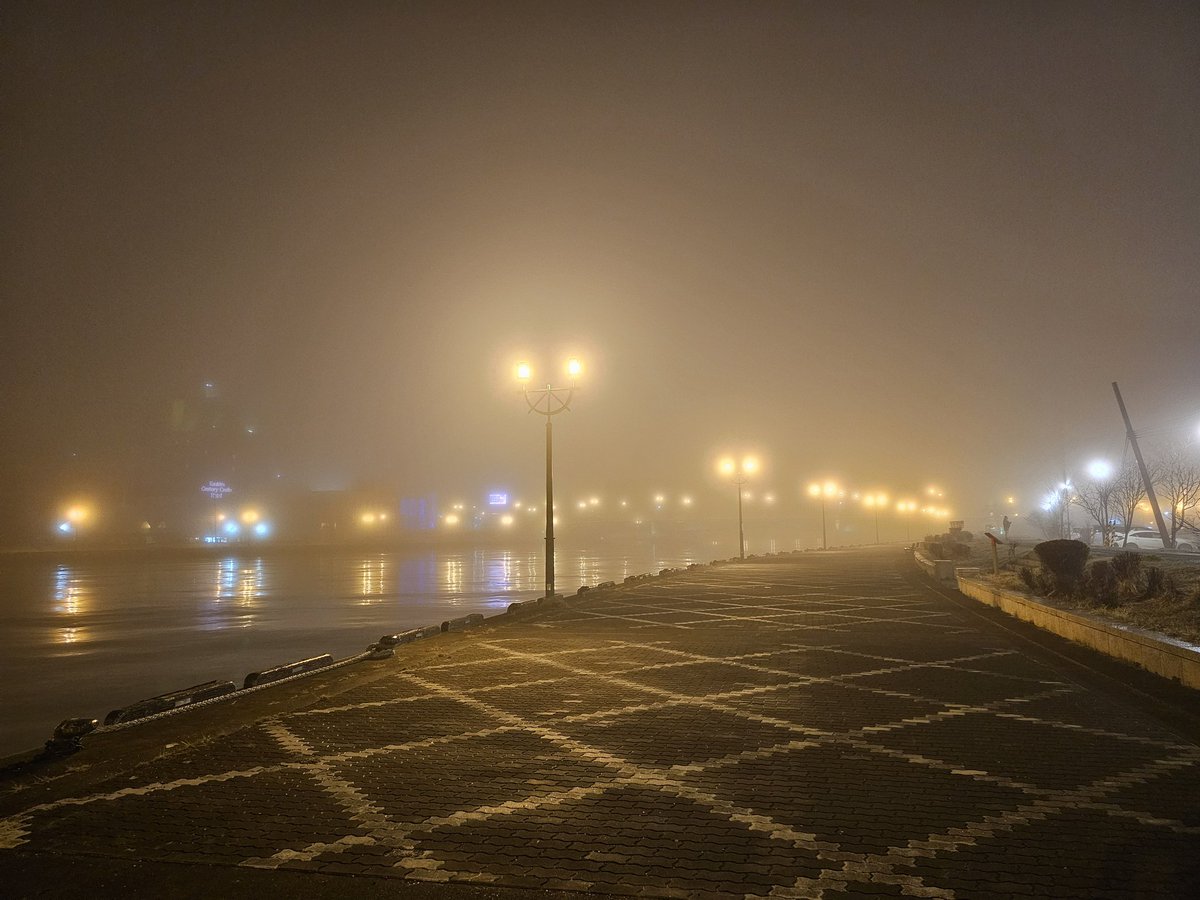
3,3,1198,538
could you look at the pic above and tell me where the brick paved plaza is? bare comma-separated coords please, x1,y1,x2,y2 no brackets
3,548,1199,897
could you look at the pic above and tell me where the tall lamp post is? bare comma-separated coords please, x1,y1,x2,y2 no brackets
807,481,840,550
517,358,581,599
719,456,758,559
862,493,888,544
895,500,917,541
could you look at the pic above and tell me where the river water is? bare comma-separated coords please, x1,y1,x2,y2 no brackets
1,533,796,759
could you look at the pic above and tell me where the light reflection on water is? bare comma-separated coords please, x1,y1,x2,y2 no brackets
53,565,89,646
2,539,716,758
202,557,265,631
359,555,385,603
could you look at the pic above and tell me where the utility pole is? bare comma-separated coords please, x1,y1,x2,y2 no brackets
1112,382,1171,548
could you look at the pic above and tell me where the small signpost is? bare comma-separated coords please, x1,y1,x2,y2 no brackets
984,531,1003,575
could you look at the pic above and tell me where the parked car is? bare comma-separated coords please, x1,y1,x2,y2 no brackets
1120,529,1200,552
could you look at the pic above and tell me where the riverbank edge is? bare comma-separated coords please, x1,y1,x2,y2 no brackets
1,551,785,794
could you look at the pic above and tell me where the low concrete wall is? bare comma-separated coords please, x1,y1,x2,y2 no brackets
913,549,956,584
956,573,1200,690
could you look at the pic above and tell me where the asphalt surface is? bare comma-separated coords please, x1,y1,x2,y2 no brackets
2,548,1199,898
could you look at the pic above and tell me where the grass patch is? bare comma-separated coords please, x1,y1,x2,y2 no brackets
957,541,1200,645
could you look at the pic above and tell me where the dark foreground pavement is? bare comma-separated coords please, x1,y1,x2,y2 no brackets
3,548,1199,898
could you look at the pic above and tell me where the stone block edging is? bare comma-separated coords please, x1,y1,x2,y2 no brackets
913,548,956,583
955,572,1200,690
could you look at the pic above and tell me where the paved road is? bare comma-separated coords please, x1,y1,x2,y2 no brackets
2,548,1199,898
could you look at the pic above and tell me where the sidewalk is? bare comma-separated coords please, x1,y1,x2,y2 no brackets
3,548,1199,898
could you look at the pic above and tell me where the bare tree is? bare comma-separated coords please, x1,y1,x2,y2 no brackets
1074,474,1118,546
1111,459,1149,545
1155,441,1200,544
1030,483,1070,540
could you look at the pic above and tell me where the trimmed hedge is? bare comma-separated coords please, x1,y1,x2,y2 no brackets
1034,539,1089,595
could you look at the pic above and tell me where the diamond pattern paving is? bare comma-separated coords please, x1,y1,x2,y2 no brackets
2,547,1199,897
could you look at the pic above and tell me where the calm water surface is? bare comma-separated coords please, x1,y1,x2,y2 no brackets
0,536,757,758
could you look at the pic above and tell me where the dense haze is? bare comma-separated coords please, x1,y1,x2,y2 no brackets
3,2,1198,530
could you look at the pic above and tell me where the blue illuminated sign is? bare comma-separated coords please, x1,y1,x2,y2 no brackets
488,492,508,507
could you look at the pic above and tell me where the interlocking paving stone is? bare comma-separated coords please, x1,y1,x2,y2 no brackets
1105,765,1200,827
725,681,946,731
905,806,1200,897
281,694,496,755
616,660,796,695
1003,691,1185,742
406,784,826,895
330,731,614,823
869,710,1176,791
559,704,804,767
420,657,571,689
695,743,1033,854
26,769,359,859
2,548,1199,898
847,664,1051,706
468,674,663,718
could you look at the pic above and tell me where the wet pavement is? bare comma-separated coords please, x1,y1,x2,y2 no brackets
2,548,1199,898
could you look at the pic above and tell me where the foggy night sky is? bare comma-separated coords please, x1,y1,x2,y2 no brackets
2,2,1198,516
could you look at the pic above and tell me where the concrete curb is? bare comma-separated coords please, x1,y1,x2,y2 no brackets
955,571,1200,690
914,548,956,583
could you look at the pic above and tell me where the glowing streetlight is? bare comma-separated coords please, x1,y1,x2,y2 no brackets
60,504,93,542
719,455,759,558
1087,459,1113,480
807,481,840,550
516,356,582,599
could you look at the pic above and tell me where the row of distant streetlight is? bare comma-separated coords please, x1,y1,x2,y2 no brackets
513,355,960,593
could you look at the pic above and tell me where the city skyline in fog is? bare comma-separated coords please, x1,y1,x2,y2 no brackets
3,3,1198,531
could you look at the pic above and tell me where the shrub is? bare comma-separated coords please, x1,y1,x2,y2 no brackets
1161,574,1181,600
1110,551,1142,582
1084,560,1119,607
1018,567,1037,593
1143,566,1166,599
1034,540,1090,595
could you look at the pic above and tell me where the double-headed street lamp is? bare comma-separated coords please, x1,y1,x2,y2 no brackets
718,455,758,559
517,358,582,599
807,481,841,550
